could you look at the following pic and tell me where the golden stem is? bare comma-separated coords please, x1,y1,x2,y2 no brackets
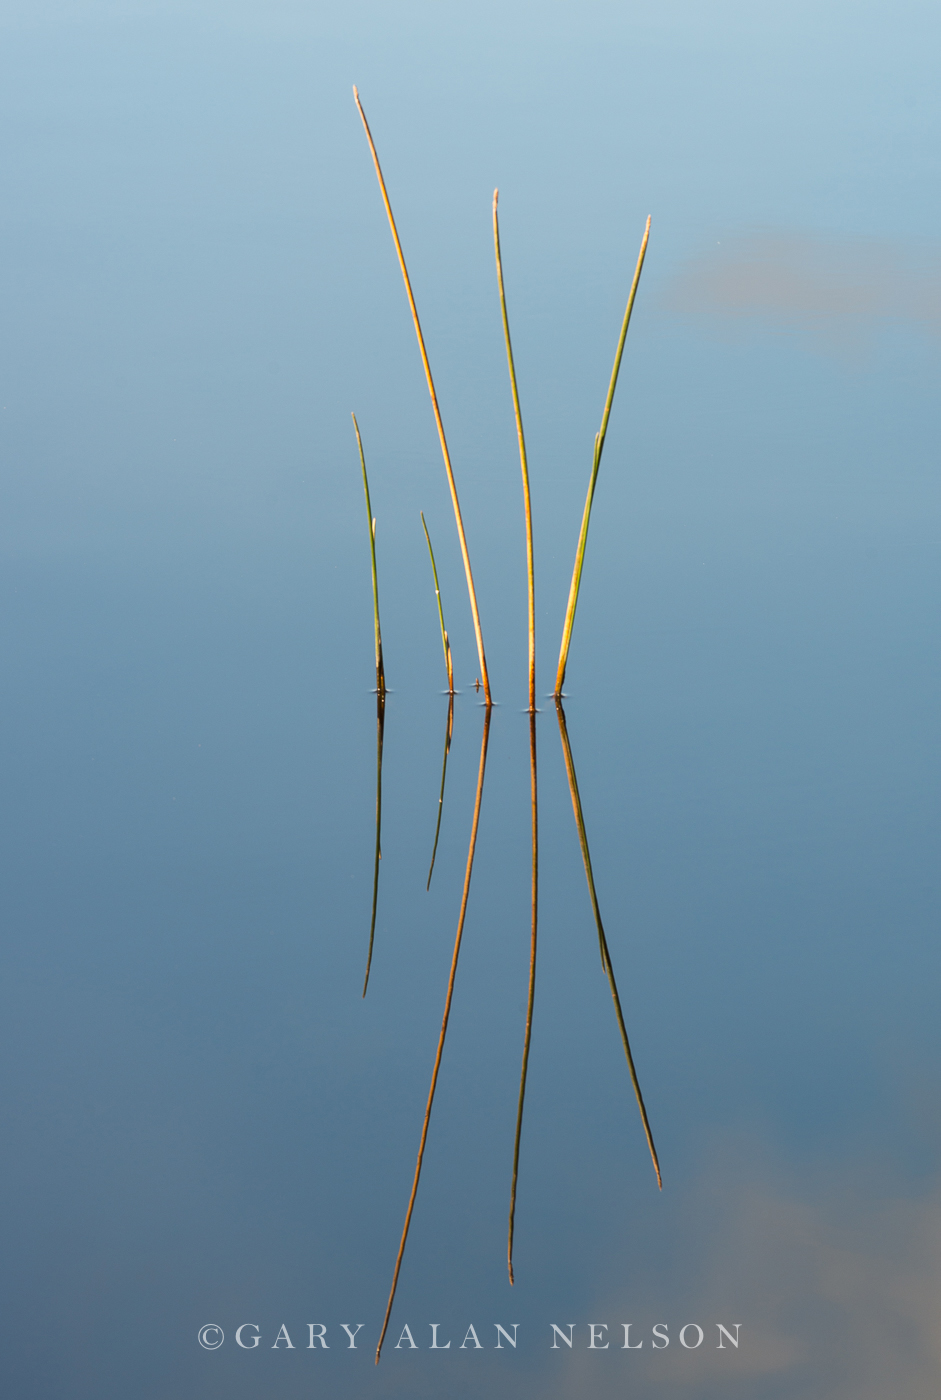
493,190,535,711
354,87,491,704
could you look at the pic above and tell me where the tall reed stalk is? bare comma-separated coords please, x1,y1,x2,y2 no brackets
420,512,453,693
554,218,650,696
493,190,535,712
354,87,491,704
555,698,661,1190
375,704,492,1364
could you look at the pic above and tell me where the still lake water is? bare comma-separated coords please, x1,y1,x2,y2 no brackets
2,3,941,1396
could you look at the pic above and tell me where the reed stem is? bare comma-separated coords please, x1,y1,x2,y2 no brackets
375,704,492,1363
493,190,535,711
420,511,454,693
554,698,661,1189
508,708,538,1282
352,412,385,694
354,87,491,704
554,217,650,696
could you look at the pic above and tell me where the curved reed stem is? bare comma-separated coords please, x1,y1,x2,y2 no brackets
375,705,492,1363
493,190,535,712
508,709,538,1282
354,87,491,704
555,217,650,696
554,698,661,1190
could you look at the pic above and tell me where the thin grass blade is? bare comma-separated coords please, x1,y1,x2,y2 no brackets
420,511,454,693
554,218,650,696
352,412,385,693
493,190,536,711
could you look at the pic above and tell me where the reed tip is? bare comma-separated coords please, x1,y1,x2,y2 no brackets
493,187,499,204
353,84,359,98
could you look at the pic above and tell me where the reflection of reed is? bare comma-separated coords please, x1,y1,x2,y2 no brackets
426,693,454,890
375,704,492,1365
554,218,650,696
507,709,538,1283
362,688,386,998
555,698,662,1189
354,87,491,704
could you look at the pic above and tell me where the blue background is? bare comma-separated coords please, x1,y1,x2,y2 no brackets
1,2,940,1396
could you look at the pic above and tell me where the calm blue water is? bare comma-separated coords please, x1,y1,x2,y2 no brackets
2,3,940,1397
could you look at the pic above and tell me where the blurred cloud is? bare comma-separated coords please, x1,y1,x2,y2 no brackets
541,1142,941,1399
664,230,941,355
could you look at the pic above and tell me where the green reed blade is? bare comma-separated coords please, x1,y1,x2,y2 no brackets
493,190,536,712
420,511,454,693
554,217,650,696
352,412,385,694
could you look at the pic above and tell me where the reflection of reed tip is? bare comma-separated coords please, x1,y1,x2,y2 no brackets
554,699,661,1189
426,692,454,891
362,689,385,997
